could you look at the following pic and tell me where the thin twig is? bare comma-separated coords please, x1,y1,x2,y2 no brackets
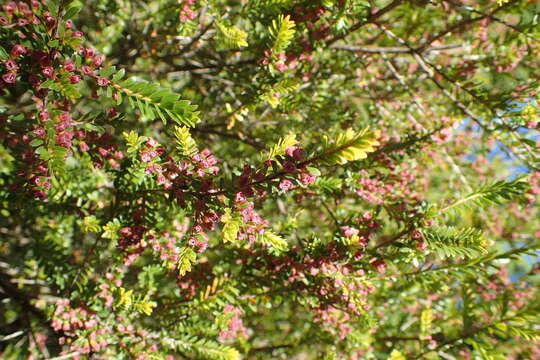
330,44,462,54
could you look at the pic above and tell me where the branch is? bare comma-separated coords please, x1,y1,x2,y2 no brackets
420,0,519,50
330,43,462,54
0,270,49,326
326,0,404,46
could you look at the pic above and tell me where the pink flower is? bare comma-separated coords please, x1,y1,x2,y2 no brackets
279,179,294,191
59,111,71,123
44,15,55,27
275,63,287,72
97,147,109,157
69,74,80,84
5,60,17,71
63,61,76,72
286,146,297,157
32,127,46,138
371,259,386,274
80,65,93,75
11,45,26,57
340,226,359,238
140,152,152,162
299,172,316,185
41,66,54,78
79,142,90,152
33,189,46,200
2,72,16,84
92,55,104,67
97,77,109,86
55,131,74,148
17,18,28,26
113,151,124,160
235,192,246,203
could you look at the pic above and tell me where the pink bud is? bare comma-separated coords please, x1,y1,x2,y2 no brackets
63,61,76,72
2,72,16,84
11,44,26,57
69,74,80,84
97,77,109,86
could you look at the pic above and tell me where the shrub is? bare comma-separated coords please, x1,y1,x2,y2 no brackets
0,0,539,359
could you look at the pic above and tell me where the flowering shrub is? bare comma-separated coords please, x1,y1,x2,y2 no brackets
0,0,539,359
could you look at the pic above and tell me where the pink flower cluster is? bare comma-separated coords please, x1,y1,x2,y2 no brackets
313,306,352,340
179,0,198,23
149,232,190,267
219,305,247,340
355,167,418,205
52,299,111,356
233,191,269,245
0,1,118,201
117,225,149,265
355,170,391,204
144,144,219,195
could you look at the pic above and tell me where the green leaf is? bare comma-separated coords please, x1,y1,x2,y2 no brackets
0,46,8,61
82,216,101,233
216,23,249,49
30,139,43,147
420,308,433,338
102,219,121,240
269,14,295,54
221,208,241,243
421,226,487,259
162,336,240,360
63,6,82,20
265,133,297,159
178,247,197,276
174,126,198,157
259,230,288,254
320,128,379,165
112,68,126,82
388,349,406,360
441,177,529,213
100,66,117,79
109,73,200,127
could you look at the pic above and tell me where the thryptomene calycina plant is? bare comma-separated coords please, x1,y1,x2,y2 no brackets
0,0,539,359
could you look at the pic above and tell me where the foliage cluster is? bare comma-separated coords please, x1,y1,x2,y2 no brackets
0,0,539,359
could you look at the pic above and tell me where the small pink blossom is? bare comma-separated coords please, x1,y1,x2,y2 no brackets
41,66,54,78
63,61,76,72
2,72,16,84
97,77,109,86
279,179,294,191
69,74,80,84
300,172,316,185
340,226,359,238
